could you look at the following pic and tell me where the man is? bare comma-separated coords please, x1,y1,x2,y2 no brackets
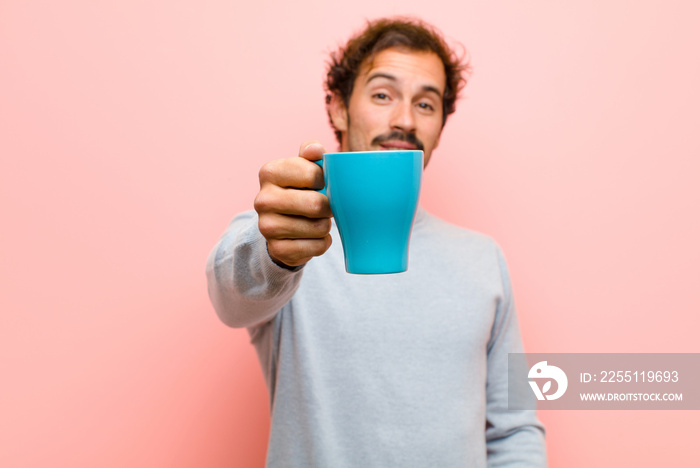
206,17,547,467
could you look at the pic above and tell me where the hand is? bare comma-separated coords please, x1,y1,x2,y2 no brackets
254,141,332,268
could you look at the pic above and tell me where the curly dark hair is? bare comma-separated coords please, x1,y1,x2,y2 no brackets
325,17,470,145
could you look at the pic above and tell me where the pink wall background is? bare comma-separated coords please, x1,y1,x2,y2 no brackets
2,1,699,466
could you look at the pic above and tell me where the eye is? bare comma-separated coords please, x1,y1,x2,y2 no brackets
372,93,389,101
417,102,434,111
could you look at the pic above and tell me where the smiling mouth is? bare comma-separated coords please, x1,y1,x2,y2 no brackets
379,141,418,150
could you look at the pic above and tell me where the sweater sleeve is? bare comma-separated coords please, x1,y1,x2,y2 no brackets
205,210,305,328
485,244,547,467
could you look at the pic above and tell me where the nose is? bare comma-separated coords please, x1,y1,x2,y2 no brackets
389,101,416,133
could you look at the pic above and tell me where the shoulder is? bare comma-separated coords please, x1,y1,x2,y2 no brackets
415,208,503,253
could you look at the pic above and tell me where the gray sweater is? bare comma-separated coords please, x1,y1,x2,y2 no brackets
206,207,547,467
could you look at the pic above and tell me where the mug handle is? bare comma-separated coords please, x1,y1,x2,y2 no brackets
313,159,326,196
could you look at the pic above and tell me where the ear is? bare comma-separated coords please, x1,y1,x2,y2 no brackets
328,93,348,132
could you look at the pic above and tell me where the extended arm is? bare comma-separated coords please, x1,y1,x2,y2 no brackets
205,141,332,328
205,211,305,328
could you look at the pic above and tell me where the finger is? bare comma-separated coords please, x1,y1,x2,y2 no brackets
258,213,332,240
255,185,332,218
267,235,333,267
259,157,324,190
298,140,326,162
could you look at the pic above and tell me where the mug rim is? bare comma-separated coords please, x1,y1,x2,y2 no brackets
323,149,423,156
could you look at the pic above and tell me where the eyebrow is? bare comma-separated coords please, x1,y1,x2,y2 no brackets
365,72,443,99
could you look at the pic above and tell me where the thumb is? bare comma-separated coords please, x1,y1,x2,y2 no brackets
298,140,326,162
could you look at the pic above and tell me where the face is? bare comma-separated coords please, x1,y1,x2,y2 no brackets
330,47,446,167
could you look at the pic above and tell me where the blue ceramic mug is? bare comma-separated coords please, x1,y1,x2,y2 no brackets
314,150,423,274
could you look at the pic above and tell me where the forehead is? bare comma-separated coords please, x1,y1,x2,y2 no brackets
357,47,446,94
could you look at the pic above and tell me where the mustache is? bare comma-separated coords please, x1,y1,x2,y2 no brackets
371,131,424,151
